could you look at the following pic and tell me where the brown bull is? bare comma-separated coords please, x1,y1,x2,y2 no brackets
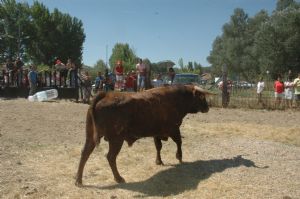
75,85,211,186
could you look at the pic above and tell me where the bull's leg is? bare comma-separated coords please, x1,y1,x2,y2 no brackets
107,139,125,183
75,138,96,186
171,132,182,163
154,137,164,165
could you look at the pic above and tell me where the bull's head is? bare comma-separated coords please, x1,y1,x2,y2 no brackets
192,86,215,113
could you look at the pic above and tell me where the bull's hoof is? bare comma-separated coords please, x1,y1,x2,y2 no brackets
176,154,182,163
75,180,83,187
155,159,164,165
115,176,125,183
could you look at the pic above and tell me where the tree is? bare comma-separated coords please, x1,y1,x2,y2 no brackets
255,3,300,77
276,0,297,11
208,0,300,80
0,0,85,66
0,0,31,62
178,58,184,70
93,59,107,72
28,2,85,66
109,43,137,72
208,8,270,80
187,61,193,71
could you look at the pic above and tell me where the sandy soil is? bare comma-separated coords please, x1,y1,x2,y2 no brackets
0,98,299,199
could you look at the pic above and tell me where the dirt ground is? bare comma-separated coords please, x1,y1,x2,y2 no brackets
0,98,299,199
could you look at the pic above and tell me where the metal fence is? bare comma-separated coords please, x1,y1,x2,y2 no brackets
0,69,79,99
207,80,299,110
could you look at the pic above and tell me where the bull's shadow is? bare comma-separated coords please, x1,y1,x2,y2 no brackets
89,155,267,197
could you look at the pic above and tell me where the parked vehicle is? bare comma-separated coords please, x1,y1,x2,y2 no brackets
172,73,201,85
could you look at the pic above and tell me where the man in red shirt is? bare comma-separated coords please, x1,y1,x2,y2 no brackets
125,71,136,92
114,60,124,91
274,75,284,109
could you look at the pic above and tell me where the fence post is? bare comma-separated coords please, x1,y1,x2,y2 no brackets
222,64,228,108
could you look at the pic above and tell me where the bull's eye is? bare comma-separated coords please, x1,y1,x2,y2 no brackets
199,94,205,100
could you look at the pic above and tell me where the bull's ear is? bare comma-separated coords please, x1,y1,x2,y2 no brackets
193,86,216,95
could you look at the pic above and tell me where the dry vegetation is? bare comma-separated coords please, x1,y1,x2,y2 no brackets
0,98,300,199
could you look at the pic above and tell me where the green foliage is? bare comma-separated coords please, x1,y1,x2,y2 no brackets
208,0,300,80
0,0,85,67
109,43,137,72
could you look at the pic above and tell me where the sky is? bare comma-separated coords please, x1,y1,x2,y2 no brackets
21,0,277,67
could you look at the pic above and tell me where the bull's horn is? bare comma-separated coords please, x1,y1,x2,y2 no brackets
194,86,216,95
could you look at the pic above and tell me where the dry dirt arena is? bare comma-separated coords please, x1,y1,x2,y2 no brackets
0,98,299,199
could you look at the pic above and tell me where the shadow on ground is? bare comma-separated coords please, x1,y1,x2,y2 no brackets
84,155,267,197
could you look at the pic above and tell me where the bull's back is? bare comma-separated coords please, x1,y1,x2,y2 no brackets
93,89,184,138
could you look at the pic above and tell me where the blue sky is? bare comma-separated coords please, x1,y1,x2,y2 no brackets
22,0,276,67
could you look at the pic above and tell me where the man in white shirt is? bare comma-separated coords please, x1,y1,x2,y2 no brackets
294,73,300,108
257,77,265,103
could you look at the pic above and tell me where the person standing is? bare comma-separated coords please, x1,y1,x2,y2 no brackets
28,65,38,96
125,70,136,92
274,75,284,109
168,67,175,84
81,71,92,104
55,59,67,87
94,71,104,92
66,58,76,87
284,76,294,108
5,58,15,86
136,58,146,91
257,77,265,104
293,73,300,108
114,60,124,91
15,57,24,87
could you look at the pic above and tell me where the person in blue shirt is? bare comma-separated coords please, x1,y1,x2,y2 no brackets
28,65,38,96
94,71,104,92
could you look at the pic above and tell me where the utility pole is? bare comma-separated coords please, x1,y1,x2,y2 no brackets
106,45,108,68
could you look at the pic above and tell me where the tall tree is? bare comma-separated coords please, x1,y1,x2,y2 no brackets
276,0,297,11
0,0,31,62
255,2,300,77
178,58,184,70
93,59,107,73
109,43,136,72
0,0,85,66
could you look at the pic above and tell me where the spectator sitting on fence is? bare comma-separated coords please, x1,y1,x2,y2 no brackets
28,65,38,96
274,74,285,109
284,76,294,108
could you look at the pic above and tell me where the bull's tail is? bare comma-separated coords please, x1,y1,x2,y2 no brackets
87,92,106,146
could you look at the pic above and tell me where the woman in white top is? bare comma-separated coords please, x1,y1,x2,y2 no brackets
284,76,294,108
257,77,264,103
